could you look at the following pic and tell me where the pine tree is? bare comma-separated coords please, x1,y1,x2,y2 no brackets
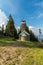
29,30,38,41
5,15,17,38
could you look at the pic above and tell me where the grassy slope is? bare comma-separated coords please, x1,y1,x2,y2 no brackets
0,38,43,65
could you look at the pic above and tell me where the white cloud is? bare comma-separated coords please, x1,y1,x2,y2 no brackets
37,13,43,18
35,2,43,7
29,26,39,35
29,26,34,30
0,9,8,27
29,26,43,35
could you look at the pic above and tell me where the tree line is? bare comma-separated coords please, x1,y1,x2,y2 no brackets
1,14,38,41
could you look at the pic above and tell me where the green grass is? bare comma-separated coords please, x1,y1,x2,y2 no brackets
0,38,43,65
0,38,40,47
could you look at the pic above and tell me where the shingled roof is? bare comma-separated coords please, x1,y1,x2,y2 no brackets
19,30,30,37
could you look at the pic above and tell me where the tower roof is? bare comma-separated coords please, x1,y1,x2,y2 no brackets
21,19,26,22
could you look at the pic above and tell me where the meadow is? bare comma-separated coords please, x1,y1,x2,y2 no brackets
0,38,43,65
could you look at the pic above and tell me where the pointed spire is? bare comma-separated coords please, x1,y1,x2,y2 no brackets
21,19,26,25
21,18,26,22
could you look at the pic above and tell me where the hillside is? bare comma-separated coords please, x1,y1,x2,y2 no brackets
0,38,43,65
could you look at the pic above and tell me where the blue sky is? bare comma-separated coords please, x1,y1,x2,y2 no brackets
0,0,43,34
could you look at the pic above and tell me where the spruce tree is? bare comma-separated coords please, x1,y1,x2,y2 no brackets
5,15,17,38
